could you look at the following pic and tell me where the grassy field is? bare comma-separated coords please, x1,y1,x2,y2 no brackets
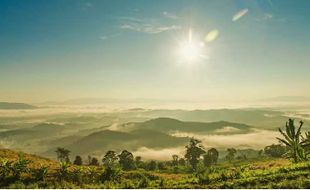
1,149,310,188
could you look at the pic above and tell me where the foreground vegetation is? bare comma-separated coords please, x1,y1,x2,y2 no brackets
0,119,310,188
1,149,310,188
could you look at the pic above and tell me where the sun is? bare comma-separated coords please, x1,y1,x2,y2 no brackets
180,41,202,62
178,29,206,63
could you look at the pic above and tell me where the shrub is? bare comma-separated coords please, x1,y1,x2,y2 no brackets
31,165,48,181
11,154,31,180
0,159,12,180
137,175,150,188
56,162,70,181
100,167,121,182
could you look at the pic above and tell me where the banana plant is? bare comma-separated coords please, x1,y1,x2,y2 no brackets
32,165,48,181
0,159,12,180
56,161,70,181
11,154,31,180
301,131,310,157
277,119,307,162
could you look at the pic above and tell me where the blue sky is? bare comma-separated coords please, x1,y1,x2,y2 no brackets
0,0,309,103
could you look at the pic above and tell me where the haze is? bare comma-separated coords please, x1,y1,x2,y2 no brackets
0,0,310,104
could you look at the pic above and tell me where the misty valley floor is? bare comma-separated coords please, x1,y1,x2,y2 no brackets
1,106,310,188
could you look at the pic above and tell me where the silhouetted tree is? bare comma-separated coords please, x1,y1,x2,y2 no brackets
184,138,205,171
55,147,70,163
264,144,287,158
118,150,135,170
203,148,219,167
102,150,118,168
277,119,307,162
172,154,179,166
225,148,237,162
135,156,144,168
147,160,157,171
157,162,166,170
73,155,83,165
178,158,186,166
258,149,263,157
89,157,99,166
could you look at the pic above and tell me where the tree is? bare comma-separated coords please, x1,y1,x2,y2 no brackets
102,150,118,168
73,155,83,165
135,156,144,168
87,155,99,166
277,119,307,162
178,158,186,166
157,162,166,170
118,150,135,170
55,147,70,163
203,148,219,167
184,138,205,171
172,154,179,166
258,149,263,157
147,160,157,171
89,157,99,166
225,148,237,162
264,144,287,158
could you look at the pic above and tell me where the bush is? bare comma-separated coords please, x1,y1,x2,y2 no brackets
137,175,150,188
0,159,12,181
11,154,31,180
56,162,70,181
31,165,48,181
100,167,121,182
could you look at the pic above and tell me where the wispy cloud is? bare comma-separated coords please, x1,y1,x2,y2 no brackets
162,11,179,19
119,17,181,34
99,36,108,41
99,33,121,41
78,1,93,11
256,13,286,22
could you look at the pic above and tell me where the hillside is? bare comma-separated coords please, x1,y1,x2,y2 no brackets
120,117,253,134
0,149,59,169
0,102,36,109
1,148,310,188
45,129,189,157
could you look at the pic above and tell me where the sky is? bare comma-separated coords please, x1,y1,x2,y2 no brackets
0,0,309,103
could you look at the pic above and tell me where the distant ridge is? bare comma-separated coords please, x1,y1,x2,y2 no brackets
0,102,36,109
259,96,310,102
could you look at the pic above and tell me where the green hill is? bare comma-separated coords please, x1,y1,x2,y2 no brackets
121,117,253,134
0,102,36,109
46,129,188,157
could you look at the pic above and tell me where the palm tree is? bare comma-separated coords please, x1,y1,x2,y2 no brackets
277,119,307,162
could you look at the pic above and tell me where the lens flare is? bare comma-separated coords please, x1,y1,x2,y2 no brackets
205,30,219,43
232,8,248,21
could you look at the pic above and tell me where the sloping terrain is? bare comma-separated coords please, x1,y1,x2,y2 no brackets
45,129,189,157
0,102,36,109
1,148,310,188
120,117,253,134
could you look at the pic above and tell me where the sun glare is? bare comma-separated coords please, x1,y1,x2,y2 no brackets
180,41,201,62
178,29,207,63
